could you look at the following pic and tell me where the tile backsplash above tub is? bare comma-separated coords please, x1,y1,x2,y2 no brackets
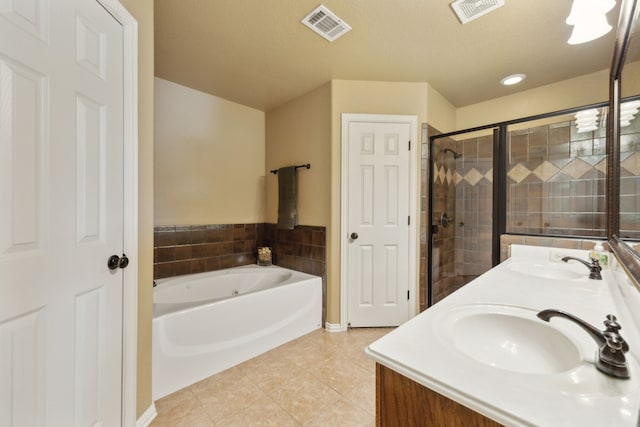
153,224,326,281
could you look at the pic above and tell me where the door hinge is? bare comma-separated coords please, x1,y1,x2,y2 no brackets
408,140,411,150
408,216,410,225
407,290,410,300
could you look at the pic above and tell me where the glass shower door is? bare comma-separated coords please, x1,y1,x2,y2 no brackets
430,130,495,305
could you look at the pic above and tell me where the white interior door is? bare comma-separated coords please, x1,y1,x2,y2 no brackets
343,115,415,327
0,1,126,425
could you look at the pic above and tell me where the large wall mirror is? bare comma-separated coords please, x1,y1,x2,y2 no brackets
610,0,640,279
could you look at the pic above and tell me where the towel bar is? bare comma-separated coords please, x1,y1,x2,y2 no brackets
270,163,311,174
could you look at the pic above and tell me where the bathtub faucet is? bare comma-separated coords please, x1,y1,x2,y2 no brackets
537,309,629,379
561,256,602,280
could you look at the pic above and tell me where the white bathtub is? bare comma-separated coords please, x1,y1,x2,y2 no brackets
152,265,322,400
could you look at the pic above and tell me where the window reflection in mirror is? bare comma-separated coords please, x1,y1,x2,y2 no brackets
620,6,640,245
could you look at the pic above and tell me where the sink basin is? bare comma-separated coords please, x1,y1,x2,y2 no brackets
507,261,584,280
438,305,582,374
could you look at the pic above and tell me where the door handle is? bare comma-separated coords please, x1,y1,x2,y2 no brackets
350,232,359,240
108,254,130,270
118,254,129,269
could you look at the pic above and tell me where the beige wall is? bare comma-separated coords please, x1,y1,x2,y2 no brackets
327,80,430,324
109,0,639,418
118,0,154,419
154,78,266,225
265,83,332,226
265,80,457,325
456,69,610,129
427,84,457,133
622,60,640,98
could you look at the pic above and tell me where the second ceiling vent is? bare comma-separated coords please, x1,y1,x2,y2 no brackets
301,5,351,42
451,0,505,24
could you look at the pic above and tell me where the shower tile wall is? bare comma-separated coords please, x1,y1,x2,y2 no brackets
430,132,494,304
426,106,640,307
431,133,460,304
419,125,431,312
454,134,493,279
507,122,607,237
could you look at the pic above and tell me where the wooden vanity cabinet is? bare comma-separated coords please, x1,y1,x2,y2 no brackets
376,363,503,426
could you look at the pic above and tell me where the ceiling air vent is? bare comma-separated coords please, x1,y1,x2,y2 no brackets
301,5,351,42
451,0,505,24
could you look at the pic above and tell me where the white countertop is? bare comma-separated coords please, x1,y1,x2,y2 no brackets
366,245,640,426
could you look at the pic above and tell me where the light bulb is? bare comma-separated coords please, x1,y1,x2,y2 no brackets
566,0,615,44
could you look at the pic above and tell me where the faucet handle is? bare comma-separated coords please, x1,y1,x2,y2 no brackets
588,258,603,280
603,315,629,353
604,314,621,332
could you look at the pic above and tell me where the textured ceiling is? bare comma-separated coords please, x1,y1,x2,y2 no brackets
154,0,622,111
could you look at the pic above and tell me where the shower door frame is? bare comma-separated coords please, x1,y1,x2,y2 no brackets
426,126,503,306
426,101,613,307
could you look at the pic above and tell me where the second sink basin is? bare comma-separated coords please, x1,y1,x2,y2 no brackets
438,305,582,375
507,261,584,280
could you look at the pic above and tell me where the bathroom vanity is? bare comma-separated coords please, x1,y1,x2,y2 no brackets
366,245,640,426
376,363,500,426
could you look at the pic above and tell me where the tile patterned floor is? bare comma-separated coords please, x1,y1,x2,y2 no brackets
151,327,392,426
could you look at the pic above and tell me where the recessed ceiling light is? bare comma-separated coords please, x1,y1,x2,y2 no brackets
500,74,526,86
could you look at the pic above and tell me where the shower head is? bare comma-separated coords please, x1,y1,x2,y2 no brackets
443,148,462,159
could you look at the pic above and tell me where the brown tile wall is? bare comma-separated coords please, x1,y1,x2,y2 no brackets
430,134,457,304
153,224,260,279
258,225,326,277
427,126,478,306
507,121,607,237
419,124,430,312
428,129,494,306
453,134,494,279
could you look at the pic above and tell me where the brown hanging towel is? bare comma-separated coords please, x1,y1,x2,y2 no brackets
277,166,298,230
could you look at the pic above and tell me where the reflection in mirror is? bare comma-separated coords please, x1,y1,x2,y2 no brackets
620,3,640,245
619,97,640,240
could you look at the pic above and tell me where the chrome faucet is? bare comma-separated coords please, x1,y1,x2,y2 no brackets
561,256,602,280
537,309,630,379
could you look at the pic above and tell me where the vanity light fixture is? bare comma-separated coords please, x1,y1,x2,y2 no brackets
500,74,526,86
566,0,616,44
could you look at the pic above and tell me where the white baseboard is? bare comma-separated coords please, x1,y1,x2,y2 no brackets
324,322,343,332
136,403,157,427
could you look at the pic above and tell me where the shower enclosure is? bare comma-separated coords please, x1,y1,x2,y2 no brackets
427,98,639,305
429,129,495,304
